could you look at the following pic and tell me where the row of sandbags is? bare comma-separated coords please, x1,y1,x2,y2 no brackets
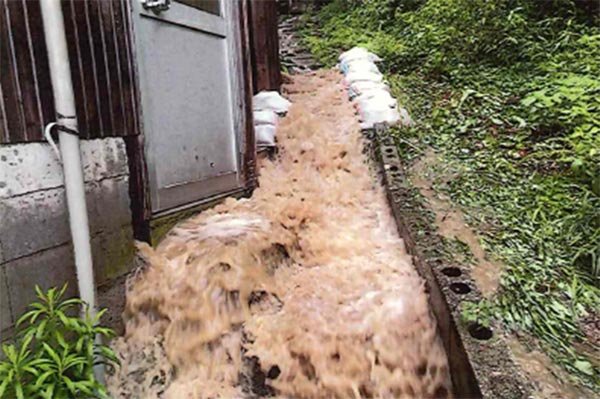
253,91,292,147
339,47,411,129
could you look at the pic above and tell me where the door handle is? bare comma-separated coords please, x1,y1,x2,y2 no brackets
141,0,170,13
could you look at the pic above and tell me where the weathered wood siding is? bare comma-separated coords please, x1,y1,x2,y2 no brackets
239,0,257,187
249,0,281,93
0,0,139,144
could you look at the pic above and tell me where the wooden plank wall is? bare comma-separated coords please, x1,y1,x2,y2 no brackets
0,0,53,143
249,0,281,93
0,0,139,144
238,0,257,189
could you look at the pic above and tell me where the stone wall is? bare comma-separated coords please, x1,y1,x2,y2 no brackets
0,138,135,336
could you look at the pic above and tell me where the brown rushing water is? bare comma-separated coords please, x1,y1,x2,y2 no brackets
108,71,451,398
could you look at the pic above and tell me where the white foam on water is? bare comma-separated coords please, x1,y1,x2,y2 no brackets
108,71,451,399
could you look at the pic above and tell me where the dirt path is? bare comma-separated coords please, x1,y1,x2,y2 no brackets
108,71,450,398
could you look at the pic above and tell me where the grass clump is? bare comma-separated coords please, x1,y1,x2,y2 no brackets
303,0,599,389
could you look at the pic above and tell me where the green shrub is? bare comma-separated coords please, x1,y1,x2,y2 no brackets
300,1,406,68
522,32,600,193
0,285,118,399
306,0,598,74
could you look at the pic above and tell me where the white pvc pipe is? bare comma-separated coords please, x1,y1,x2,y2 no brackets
40,0,98,341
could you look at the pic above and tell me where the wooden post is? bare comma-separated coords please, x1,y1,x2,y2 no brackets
248,0,281,93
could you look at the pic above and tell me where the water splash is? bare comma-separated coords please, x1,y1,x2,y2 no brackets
108,71,451,398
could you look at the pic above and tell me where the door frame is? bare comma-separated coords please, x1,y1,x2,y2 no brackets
123,0,256,242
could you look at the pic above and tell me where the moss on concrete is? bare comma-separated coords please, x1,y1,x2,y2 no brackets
94,226,136,284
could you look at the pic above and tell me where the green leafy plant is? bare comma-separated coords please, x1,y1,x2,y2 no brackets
0,285,118,399
0,335,40,399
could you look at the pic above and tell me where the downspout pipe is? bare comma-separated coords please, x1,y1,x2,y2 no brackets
39,0,98,335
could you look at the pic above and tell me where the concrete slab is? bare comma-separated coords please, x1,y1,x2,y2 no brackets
91,225,135,284
2,226,134,328
0,138,128,199
0,266,12,332
4,244,78,319
86,176,132,235
0,187,71,261
0,137,133,335
0,176,132,262
97,273,128,335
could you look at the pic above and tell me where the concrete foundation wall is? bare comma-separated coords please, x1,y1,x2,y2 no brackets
0,138,135,336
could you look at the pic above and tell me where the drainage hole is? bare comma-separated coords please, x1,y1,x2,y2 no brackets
388,165,399,172
468,323,493,341
441,267,462,277
385,147,394,154
449,282,471,294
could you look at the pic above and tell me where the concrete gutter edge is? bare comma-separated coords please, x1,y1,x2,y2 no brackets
364,124,533,399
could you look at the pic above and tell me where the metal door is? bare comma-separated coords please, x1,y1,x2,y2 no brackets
131,0,241,213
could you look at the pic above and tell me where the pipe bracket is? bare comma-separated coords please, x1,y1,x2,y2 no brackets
44,122,62,161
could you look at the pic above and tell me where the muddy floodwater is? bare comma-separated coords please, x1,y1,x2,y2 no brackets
108,71,451,398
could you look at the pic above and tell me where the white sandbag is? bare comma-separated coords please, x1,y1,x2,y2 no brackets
339,46,381,63
339,47,370,61
340,59,381,75
350,81,390,93
348,81,390,99
344,71,384,85
359,97,399,113
344,60,382,76
255,124,277,146
359,107,402,130
253,91,291,114
339,46,408,130
352,87,394,103
253,110,278,126
355,90,397,109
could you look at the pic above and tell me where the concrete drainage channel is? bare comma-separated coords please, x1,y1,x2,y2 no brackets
277,19,529,394
364,124,532,398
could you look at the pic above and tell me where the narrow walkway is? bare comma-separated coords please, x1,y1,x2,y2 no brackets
108,71,450,398
279,15,321,73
